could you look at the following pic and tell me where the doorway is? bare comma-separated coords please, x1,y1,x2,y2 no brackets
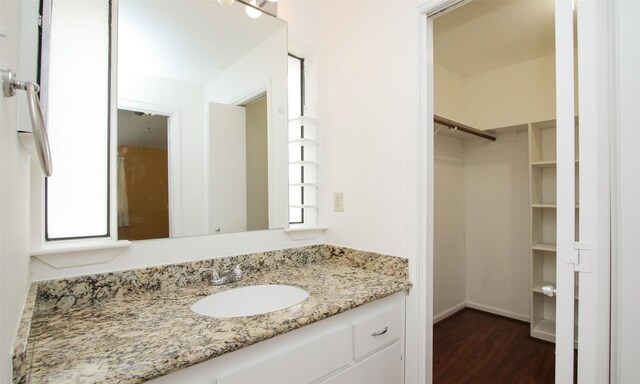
207,92,270,235
117,109,170,240
426,0,581,382
419,0,611,382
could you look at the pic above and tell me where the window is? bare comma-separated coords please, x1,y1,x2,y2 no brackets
288,54,318,226
43,0,111,240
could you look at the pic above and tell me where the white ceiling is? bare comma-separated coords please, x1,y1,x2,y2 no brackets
118,0,285,85
434,0,555,78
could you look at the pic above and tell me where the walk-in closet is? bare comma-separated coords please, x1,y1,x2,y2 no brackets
431,0,579,380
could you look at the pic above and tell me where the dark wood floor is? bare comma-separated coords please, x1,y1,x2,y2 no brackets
433,308,555,384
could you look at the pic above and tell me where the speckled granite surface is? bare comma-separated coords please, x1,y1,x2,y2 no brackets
13,245,410,384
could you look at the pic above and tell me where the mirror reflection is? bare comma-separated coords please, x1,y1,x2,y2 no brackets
117,110,169,240
116,0,288,240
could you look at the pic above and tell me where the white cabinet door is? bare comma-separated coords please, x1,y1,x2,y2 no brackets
320,342,404,384
217,327,352,384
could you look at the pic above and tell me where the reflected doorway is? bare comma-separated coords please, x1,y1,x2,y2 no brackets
244,95,269,231
117,109,170,240
208,94,269,234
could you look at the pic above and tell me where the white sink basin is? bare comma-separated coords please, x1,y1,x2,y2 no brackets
190,284,310,318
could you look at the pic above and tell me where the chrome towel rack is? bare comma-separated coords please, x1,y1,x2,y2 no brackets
2,70,53,177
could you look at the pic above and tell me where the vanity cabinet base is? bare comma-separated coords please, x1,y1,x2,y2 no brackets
148,292,406,384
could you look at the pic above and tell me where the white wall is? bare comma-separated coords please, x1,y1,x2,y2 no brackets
278,3,422,382
435,54,557,130
434,63,467,125
280,2,417,257
118,71,208,237
433,134,466,321
464,54,556,130
0,1,37,381
614,1,640,381
433,131,530,323
433,42,551,324
463,131,531,320
204,28,287,108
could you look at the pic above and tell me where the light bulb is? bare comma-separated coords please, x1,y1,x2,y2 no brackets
217,0,234,6
245,0,262,18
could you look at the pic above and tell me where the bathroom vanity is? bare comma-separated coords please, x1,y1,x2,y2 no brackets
13,245,411,383
152,291,406,384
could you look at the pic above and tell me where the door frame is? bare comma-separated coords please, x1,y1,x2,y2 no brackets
416,0,612,382
555,0,577,381
574,2,612,383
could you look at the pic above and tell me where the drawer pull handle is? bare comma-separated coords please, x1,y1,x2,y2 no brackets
371,326,388,336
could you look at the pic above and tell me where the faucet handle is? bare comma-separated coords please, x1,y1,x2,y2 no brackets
232,264,242,279
199,268,220,281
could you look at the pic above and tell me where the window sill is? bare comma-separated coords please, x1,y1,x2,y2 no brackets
283,226,327,240
31,240,131,268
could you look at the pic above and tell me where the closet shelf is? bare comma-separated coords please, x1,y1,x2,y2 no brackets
530,160,579,168
529,119,580,345
533,282,579,299
532,281,556,293
531,319,556,342
531,204,580,209
531,320,579,346
531,160,556,168
532,203,556,208
532,243,556,252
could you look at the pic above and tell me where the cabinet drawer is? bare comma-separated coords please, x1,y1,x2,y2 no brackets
353,305,403,359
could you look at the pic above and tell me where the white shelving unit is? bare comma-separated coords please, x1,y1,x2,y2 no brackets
288,116,319,227
528,119,579,343
529,120,558,342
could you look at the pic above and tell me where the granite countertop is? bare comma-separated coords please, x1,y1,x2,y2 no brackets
14,245,411,384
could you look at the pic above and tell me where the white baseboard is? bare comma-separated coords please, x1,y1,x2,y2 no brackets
433,301,466,324
466,301,530,322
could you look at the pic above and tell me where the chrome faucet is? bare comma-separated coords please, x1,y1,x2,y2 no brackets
201,264,243,285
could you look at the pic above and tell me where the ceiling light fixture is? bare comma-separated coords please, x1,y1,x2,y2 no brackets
245,0,276,19
245,0,264,19
216,0,276,19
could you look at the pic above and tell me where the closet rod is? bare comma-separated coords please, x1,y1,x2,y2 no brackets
434,115,496,142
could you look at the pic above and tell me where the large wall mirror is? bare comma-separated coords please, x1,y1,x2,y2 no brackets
42,0,289,243
117,0,289,240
